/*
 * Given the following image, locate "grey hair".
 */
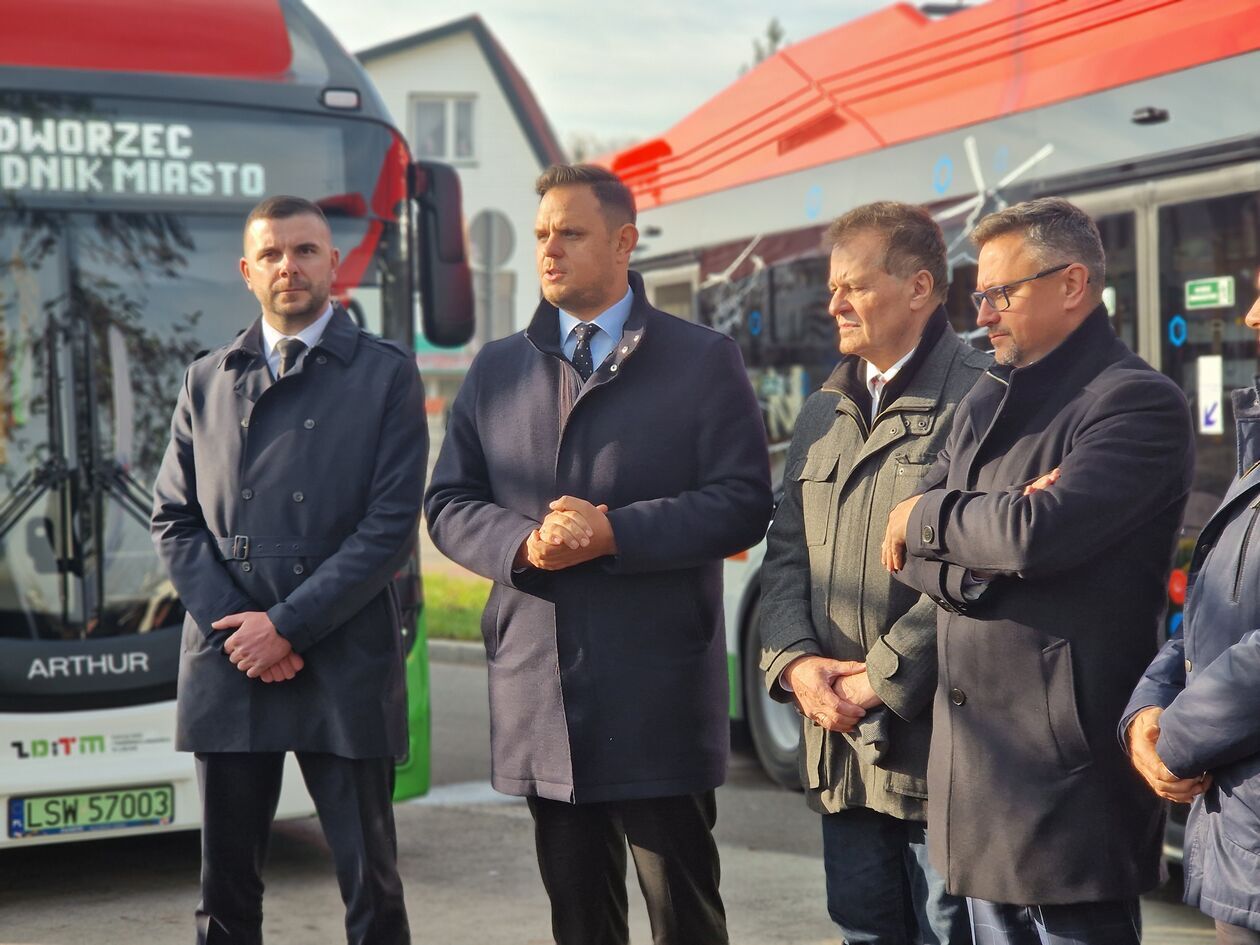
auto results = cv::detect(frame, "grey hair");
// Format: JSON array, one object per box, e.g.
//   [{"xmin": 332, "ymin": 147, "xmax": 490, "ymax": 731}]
[{"xmin": 972, "ymin": 197, "xmax": 1105, "ymax": 293}]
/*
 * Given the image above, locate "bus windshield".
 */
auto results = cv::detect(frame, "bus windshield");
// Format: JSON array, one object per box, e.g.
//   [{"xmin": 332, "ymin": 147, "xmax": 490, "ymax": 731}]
[{"xmin": 0, "ymin": 93, "xmax": 410, "ymax": 644}]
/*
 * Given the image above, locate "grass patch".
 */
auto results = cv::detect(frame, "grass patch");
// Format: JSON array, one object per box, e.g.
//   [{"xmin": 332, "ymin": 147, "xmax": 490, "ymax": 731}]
[{"xmin": 423, "ymin": 572, "xmax": 491, "ymax": 641}]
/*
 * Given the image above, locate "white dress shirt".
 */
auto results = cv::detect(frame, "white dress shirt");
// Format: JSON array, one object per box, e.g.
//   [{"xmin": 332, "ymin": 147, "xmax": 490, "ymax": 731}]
[
  {"xmin": 260, "ymin": 302, "xmax": 335, "ymax": 379},
  {"xmin": 865, "ymin": 345, "xmax": 918, "ymax": 422}
]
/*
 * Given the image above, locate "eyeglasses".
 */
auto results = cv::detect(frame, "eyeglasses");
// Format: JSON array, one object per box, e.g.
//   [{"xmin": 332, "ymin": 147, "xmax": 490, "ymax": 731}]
[{"xmin": 970, "ymin": 263, "xmax": 1072, "ymax": 313}]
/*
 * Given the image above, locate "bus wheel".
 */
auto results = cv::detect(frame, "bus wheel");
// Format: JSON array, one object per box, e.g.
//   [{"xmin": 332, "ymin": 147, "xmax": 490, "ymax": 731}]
[{"xmin": 742, "ymin": 597, "xmax": 802, "ymax": 790}]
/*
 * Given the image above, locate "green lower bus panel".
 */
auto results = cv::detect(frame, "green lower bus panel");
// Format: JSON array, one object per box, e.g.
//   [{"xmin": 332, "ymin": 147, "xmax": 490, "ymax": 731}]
[{"xmin": 392, "ymin": 609, "xmax": 431, "ymax": 802}]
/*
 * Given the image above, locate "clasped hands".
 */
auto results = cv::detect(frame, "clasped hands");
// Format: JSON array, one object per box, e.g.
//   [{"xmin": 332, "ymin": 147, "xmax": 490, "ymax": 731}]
[
  {"xmin": 784, "ymin": 656, "xmax": 884, "ymax": 734},
  {"xmin": 517, "ymin": 495, "xmax": 617, "ymax": 571},
  {"xmin": 1126, "ymin": 706, "xmax": 1212, "ymax": 804},
  {"xmin": 214, "ymin": 610, "xmax": 304, "ymax": 684}
]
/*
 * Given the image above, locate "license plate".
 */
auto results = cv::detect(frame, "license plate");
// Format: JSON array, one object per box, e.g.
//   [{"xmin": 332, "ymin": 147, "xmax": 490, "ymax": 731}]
[{"xmin": 8, "ymin": 784, "xmax": 174, "ymax": 838}]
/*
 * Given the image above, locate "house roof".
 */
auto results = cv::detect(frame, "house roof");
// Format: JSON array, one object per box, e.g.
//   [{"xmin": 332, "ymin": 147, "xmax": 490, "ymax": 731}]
[{"xmin": 358, "ymin": 15, "xmax": 565, "ymax": 169}]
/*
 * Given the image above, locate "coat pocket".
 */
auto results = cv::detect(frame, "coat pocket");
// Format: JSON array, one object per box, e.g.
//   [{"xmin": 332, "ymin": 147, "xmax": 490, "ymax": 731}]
[
  {"xmin": 798, "ymin": 450, "xmax": 840, "ymax": 546},
  {"xmin": 480, "ymin": 585, "xmax": 503, "ymax": 660},
  {"xmin": 1040, "ymin": 639, "xmax": 1093, "ymax": 773},
  {"xmin": 891, "ymin": 459, "xmax": 933, "ymax": 504},
  {"xmin": 886, "ymin": 770, "xmax": 929, "ymax": 799}
]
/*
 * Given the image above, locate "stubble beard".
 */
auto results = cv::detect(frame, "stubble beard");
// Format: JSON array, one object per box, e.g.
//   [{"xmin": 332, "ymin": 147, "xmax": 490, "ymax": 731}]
[
  {"xmin": 267, "ymin": 284, "xmax": 328, "ymax": 330},
  {"xmin": 994, "ymin": 341, "xmax": 1023, "ymax": 367}
]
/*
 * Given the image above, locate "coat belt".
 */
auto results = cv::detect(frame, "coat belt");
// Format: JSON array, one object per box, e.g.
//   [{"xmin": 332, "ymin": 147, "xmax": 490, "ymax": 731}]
[{"xmin": 214, "ymin": 535, "xmax": 340, "ymax": 561}]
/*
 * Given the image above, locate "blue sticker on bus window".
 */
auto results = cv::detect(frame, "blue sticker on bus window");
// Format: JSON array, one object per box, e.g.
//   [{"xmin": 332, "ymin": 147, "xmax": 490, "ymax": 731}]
[
  {"xmin": 749, "ymin": 309, "xmax": 763, "ymax": 336},
  {"xmin": 932, "ymin": 155, "xmax": 953, "ymax": 194},
  {"xmin": 994, "ymin": 144, "xmax": 1010, "ymax": 175},
  {"xmin": 1168, "ymin": 314, "xmax": 1188, "ymax": 347},
  {"xmin": 805, "ymin": 185, "xmax": 823, "ymax": 221}
]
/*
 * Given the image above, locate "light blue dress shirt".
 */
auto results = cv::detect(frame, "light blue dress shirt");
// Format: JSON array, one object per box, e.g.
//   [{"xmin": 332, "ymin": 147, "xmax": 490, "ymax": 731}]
[{"xmin": 558, "ymin": 287, "xmax": 633, "ymax": 376}]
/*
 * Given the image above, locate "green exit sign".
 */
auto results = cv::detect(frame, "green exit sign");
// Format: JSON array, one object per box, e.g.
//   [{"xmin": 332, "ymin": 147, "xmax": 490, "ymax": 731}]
[{"xmin": 1185, "ymin": 276, "xmax": 1236, "ymax": 310}]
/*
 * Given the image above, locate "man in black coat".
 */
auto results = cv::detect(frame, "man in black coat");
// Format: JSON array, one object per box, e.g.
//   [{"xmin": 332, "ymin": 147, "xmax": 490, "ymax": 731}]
[
  {"xmin": 425, "ymin": 164, "xmax": 772, "ymax": 945},
  {"xmin": 882, "ymin": 198, "xmax": 1194, "ymax": 944},
  {"xmin": 152, "ymin": 196, "xmax": 425, "ymax": 945}
]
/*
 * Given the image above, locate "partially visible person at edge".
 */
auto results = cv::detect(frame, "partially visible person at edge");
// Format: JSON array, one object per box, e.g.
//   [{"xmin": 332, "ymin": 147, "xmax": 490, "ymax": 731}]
[
  {"xmin": 151, "ymin": 195, "xmax": 423, "ymax": 945},
  {"xmin": 882, "ymin": 197, "xmax": 1195, "ymax": 945},
  {"xmin": 1122, "ymin": 273, "xmax": 1260, "ymax": 945},
  {"xmin": 759, "ymin": 201, "xmax": 985, "ymax": 945},
  {"xmin": 424, "ymin": 163, "xmax": 772, "ymax": 945}
]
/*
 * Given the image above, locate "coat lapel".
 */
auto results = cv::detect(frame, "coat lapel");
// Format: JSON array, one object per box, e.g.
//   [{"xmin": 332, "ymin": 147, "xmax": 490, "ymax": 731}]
[{"xmin": 219, "ymin": 319, "xmax": 270, "ymax": 403}]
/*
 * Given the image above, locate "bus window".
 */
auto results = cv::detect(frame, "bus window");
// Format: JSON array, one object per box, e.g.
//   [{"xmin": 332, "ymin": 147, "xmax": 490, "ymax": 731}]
[
  {"xmin": 652, "ymin": 281, "xmax": 695, "ymax": 322},
  {"xmin": 1097, "ymin": 212, "xmax": 1138, "ymax": 353},
  {"xmin": 944, "ymin": 261, "xmax": 981, "ymax": 345},
  {"xmin": 1158, "ymin": 191, "xmax": 1260, "ymax": 522}
]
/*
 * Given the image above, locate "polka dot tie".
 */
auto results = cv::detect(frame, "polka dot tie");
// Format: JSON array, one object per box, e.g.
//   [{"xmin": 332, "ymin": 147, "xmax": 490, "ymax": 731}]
[
  {"xmin": 276, "ymin": 338, "xmax": 307, "ymax": 378},
  {"xmin": 571, "ymin": 323, "xmax": 598, "ymax": 382}
]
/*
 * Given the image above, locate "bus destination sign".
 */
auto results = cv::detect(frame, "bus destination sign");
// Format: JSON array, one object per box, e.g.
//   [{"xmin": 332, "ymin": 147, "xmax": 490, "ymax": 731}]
[{"xmin": 0, "ymin": 113, "xmax": 341, "ymax": 202}]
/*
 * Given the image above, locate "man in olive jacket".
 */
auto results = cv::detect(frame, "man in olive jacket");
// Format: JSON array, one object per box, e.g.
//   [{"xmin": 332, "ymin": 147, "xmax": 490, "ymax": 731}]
[
  {"xmin": 884, "ymin": 198, "xmax": 1194, "ymax": 944},
  {"xmin": 760, "ymin": 202, "xmax": 986, "ymax": 945},
  {"xmin": 152, "ymin": 197, "xmax": 424, "ymax": 945},
  {"xmin": 425, "ymin": 164, "xmax": 771, "ymax": 945}
]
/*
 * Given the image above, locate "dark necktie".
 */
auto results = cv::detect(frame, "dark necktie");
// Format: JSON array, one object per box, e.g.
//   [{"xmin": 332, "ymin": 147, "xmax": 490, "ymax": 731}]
[
  {"xmin": 571, "ymin": 323, "xmax": 598, "ymax": 382},
  {"xmin": 276, "ymin": 337, "xmax": 306, "ymax": 378}
]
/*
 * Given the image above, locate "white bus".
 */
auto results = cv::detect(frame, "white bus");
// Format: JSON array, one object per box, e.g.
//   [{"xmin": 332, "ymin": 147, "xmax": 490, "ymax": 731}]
[
  {"xmin": 604, "ymin": 0, "xmax": 1260, "ymax": 840},
  {"xmin": 1, "ymin": 0, "xmax": 473, "ymax": 846}
]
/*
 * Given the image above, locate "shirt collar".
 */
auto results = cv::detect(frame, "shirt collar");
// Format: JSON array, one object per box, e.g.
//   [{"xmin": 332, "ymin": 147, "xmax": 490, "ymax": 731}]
[
  {"xmin": 558, "ymin": 286, "xmax": 634, "ymax": 344},
  {"xmin": 261, "ymin": 302, "xmax": 335, "ymax": 358},
  {"xmin": 865, "ymin": 343, "xmax": 918, "ymax": 396}
]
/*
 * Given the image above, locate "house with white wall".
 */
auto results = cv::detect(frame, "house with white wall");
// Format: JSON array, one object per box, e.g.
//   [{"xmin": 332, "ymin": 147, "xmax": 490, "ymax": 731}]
[{"xmin": 359, "ymin": 16, "xmax": 564, "ymax": 403}]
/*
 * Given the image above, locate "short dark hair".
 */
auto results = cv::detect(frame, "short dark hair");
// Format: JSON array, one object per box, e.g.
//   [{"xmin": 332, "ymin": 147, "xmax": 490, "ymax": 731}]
[
  {"xmin": 535, "ymin": 163, "xmax": 636, "ymax": 227},
  {"xmin": 972, "ymin": 197, "xmax": 1105, "ymax": 292},
  {"xmin": 243, "ymin": 195, "xmax": 329, "ymax": 245},
  {"xmin": 826, "ymin": 201, "xmax": 948, "ymax": 301}
]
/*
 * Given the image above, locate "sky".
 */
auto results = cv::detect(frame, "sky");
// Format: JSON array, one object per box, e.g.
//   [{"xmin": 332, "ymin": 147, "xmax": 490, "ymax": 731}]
[{"xmin": 304, "ymin": 0, "xmax": 903, "ymax": 148}]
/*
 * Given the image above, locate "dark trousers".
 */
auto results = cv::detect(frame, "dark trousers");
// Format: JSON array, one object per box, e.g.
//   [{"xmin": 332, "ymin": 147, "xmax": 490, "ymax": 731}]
[
  {"xmin": 1217, "ymin": 921, "xmax": 1260, "ymax": 944},
  {"xmin": 194, "ymin": 751, "xmax": 409, "ymax": 945},
  {"xmin": 821, "ymin": 807, "xmax": 971, "ymax": 945},
  {"xmin": 967, "ymin": 898, "xmax": 1141, "ymax": 945},
  {"xmin": 526, "ymin": 791, "xmax": 728, "ymax": 945}
]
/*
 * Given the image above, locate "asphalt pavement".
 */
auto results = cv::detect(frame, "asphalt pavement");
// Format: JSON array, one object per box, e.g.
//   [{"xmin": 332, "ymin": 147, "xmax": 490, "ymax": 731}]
[{"xmin": 0, "ymin": 650, "xmax": 1216, "ymax": 944}]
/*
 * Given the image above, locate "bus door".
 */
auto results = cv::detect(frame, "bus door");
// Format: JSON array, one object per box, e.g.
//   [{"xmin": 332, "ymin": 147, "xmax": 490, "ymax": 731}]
[{"xmin": 1073, "ymin": 166, "xmax": 1260, "ymax": 628}]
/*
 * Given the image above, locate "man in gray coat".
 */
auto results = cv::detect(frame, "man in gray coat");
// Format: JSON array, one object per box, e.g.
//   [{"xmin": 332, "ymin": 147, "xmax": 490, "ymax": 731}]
[
  {"xmin": 152, "ymin": 196, "xmax": 425, "ymax": 945},
  {"xmin": 425, "ymin": 164, "xmax": 772, "ymax": 945},
  {"xmin": 760, "ymin": 202, "xmax": 984, "ymax": 945},
  {"xmin": 883, "ymin": 198, "xmax": 1194, "ymax": 944}
]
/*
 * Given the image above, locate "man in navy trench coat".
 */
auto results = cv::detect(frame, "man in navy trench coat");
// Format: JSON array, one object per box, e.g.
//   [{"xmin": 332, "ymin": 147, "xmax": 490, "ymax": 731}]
[
  {"xmin": 425, "ymin": 164, "xmax": 772, "ymax": 945},
  {"xmin": 152, "ymin": 196, "xmax": 425, "ymax": 945}
]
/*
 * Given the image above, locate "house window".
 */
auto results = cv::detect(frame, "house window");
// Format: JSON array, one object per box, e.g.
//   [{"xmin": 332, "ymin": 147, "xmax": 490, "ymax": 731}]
[{"xmin": 410, "ymin": 96, "xmax": 475, "ymax": 161}]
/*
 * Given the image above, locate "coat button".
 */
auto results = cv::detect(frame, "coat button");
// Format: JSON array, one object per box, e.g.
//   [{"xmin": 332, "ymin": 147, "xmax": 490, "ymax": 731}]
[
  {"xmin": 241, "ymin": 488, "xmax": 254, "ymax": 500},
  {"xmin": 240, "ymin": 417, "xmax": 250, "ymax": 428},
  {"xmin": 241, "ymin": 562, "xmax": 253, "ymax": 573},
  {"xmin": 316, "ymin": 355, "xmax": 327, "ymax": 365},
  {"xmin": 950, "ymin": 687, "xmax": 966, "ymax": 706},
  {"xmin": 621, "ymin": 346, "xmax": 629, "ymax": 354},
  {"xmin": 921, "ymin": 524, "xmax": 935, "ymax": 544},
  {"xmin": 610, "ymin": 364, "xmax": 618, "ymax": 372},
  {"xmin": 293, "ymin": 563, "xmax": 305, "ymax": 575},
  {"xmin": 1185, "ymin": 659, "xmax": 1193, "ymax": 673},
  {"xmin": 304, "ymin": 418, "xmax": 316, "ymax": 429},
  {"xmin": 292, "ymin": 491, "xmax": 304, "ymax": 502}
]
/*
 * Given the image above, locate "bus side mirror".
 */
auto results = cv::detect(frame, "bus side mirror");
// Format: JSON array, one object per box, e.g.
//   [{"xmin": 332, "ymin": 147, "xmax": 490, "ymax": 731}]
[{"xmin": 409, "ymin": 160, "xmax": 474, "ymax": 347}]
